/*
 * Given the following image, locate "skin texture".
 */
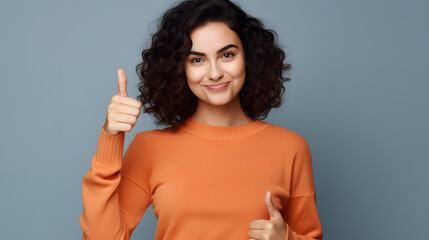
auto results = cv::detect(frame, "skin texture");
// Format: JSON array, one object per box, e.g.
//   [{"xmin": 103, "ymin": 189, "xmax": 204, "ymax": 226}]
[{"xmin": 185, "ymin": 21, "xmax": 254, "ymax": 127}]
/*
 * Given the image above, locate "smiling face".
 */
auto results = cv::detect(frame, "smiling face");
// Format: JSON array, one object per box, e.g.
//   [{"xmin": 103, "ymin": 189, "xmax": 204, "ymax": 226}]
[{"xmin": 185, "ymin": 21, "xmax": 246, "ymax": 106}]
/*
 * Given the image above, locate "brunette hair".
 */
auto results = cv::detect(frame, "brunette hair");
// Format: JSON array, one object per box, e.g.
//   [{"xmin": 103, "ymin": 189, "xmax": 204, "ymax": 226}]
[{"xmin": 135, "ymin": 0, "xmax": 292, "ymax": 128}]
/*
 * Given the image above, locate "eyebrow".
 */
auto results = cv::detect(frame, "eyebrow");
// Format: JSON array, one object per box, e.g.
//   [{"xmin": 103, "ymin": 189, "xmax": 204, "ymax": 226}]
[{"xmin": 189, "ymin": 44, "xmax": 239, "ymax": 57}]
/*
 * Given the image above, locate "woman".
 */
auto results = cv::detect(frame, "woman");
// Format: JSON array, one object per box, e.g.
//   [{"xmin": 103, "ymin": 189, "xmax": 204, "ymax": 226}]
[{"xmin": 79, "ymin": 0, "xmax": 323, "ymax": 239}]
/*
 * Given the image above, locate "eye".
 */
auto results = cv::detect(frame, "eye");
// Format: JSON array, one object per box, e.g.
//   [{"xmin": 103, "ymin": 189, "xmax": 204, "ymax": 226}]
[
  {"xmin": 191, "ymin": 57, "xmax": 203, "ymax": 63},
  {"xmin": 222, "ymin": 52, "xmax": 235, "ymax": 59}
]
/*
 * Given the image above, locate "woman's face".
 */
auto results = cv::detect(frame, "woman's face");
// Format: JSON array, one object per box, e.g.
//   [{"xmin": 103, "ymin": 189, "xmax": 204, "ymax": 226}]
[{"xmin": 185, "ymin": 21, "xmax": 246, "ymax": 106}]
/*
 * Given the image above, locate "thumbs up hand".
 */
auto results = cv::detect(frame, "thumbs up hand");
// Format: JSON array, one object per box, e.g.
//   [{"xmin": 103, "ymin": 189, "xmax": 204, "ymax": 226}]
[
  {"xmin": 248, "ymin": 191, "xmax": 288, "ymax": 240},
  {"xmin": 103, "ymin": 68, "xmax": 142, "ymax": 136}
]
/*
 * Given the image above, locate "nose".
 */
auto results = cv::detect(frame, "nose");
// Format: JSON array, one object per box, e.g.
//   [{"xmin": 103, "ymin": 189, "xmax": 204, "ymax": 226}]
[{"xmin": 207, "ymin": 61, "xmax": 224, "ymax": 81}]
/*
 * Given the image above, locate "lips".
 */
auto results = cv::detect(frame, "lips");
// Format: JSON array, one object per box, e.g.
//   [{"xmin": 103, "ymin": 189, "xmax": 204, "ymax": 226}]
[
  {"xmin": 205, "ymin": 82, "xmax": 229, "ymax": 87},
  {"xmin": 204, "ymin": 81, "xmax": 230, "ymax": 90}
]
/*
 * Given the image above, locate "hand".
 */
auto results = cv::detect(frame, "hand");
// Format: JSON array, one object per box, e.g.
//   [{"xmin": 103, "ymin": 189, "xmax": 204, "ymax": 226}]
[
  {"xmin": 248, "ymin": 190, "xmax": 288, "ymax": 240},
  {"xmin": 103, "ymin": 68, "xmax": 142, "ymax": 135}
]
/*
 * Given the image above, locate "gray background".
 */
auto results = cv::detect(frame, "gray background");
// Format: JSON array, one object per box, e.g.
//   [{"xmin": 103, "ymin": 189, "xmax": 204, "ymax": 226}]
[{"xmin": 1, "ymin": 0, "xmax": 428, "ymax": 239}]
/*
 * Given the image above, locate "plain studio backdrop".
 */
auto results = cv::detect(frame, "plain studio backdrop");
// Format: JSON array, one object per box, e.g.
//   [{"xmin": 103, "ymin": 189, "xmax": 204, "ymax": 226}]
[{"xmin": 0, "ymin": 0, "xmax": 428, "ymax": 239}]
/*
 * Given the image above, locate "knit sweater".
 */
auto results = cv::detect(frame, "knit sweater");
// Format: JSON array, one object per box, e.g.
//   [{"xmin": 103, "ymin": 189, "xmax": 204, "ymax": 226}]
[{"xmin": 79, "ymin": 117, "xmax": 323, "ymax": 240}]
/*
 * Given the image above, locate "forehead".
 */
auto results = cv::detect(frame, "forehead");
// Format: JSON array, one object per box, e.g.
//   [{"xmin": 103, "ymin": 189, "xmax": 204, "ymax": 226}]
[{"xmin": 190, "ymin": 22, "xmax": 241, "ymax": 51}]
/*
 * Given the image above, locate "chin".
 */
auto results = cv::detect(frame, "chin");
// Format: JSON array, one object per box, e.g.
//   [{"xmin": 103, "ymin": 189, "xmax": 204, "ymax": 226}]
[{"xmin": 206, "ymin": 93, "xmax": 239, "ymax": 106}]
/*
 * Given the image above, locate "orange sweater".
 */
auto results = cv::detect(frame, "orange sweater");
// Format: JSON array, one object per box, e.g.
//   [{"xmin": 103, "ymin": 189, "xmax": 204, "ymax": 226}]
[{"xmin": 79, "ymin": 117, "xmax": 323, "ymax": 240}]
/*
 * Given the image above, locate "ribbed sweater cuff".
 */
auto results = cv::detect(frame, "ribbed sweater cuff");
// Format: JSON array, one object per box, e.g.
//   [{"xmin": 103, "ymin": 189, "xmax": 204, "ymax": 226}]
[{"xmin": 92, "ymin": 124, "xmax": 125, "ymax": 168}]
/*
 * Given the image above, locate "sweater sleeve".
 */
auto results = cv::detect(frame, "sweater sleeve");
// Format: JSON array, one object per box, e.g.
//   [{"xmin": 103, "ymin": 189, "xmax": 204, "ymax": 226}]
[
  {"xmin": 283, "ymin": 138, "xmax": 323, "ymax": 240},
  {"xmin": 79, "ymin": 125, "xmax": 152, "ymax": 240}
]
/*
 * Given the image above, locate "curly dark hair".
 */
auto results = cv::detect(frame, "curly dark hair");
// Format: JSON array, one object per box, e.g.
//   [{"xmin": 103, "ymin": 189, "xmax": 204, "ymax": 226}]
[{"xmin": 135, "ymin": 0, "xmax": 292, "ymax": 129}]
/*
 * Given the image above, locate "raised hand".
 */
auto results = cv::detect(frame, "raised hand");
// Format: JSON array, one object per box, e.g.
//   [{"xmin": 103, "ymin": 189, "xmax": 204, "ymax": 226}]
[
  {"xmin": 248, "ymin": 190, "xmax": 288, "ymax": 240},
  {"xmin": 103, "ymin": 68, "xmax": 142, "ymax": 135}
]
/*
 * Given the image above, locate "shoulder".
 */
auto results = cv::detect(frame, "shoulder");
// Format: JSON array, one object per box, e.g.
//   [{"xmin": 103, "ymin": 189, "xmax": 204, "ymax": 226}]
[
  {"xmin": 133, "ymin": 128, "xmax": 165, "ymax": 141},
  {"xmin": 263, "ymin": 122, "xmax": 309, "ymax": 149},
  {"xmin": 132, "ymin": 125, "xmax": 181, "ymax": 144}
]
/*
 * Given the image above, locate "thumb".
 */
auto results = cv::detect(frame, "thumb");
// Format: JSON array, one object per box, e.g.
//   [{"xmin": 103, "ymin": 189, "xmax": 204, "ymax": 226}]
[
  {"xmin": 117, "ymin": 68, "xmax": 128, "ymax": 97},
  {"xmin": 265, "ymin": 190, "xmax": 281, "ymax": 220}
]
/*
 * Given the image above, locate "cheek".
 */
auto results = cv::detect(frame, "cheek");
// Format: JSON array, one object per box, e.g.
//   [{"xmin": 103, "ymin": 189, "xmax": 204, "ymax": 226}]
[
  {"xmin": 185, "ymin": 67, "xmax": 202, "ymax": 94},
  {"xmin": 225, "ymin": 58, "xmax": 246, "ymax": 78},
  {"xmin": 185, "ymin": 65, "xmax": 205, "ymax": 83}
]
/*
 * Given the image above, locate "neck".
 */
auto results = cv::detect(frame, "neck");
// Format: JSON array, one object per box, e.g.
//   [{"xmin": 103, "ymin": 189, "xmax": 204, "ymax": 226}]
[{"xmin": 191, "ymin": 95, "xmax": 253, "ymax": 127}]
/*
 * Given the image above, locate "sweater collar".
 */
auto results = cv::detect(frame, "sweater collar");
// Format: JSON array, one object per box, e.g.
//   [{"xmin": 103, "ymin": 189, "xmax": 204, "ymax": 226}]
[{"xmin": 179, "ymin": 117, "xmax": 269, "ymax": 141}]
